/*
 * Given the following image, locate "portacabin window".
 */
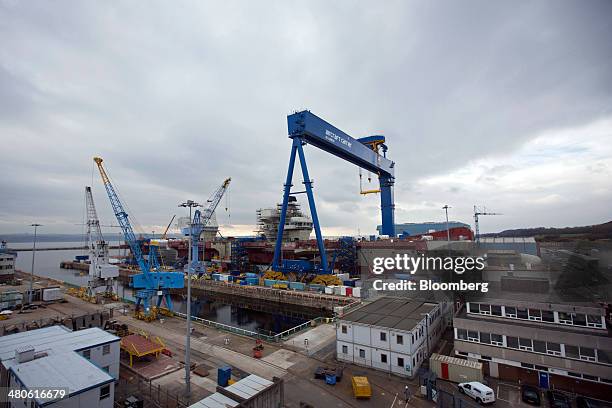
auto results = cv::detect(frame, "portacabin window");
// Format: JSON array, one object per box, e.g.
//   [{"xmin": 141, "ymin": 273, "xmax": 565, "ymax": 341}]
[
  {"xmin": 380, "ymin": 332, "xmax": 387, "ymax": 341},
  {"xmin": 341, "ymin": 325, "xmax": 347, "ymax": 334},
  {"xmin": 397, "ymin": 357, "xmax": 404, "ymax": 367},
  {"xmin": 342, "ymin": 345, "xmax": 348, "ymax": 354},
  {"xmin": 359, "ymin": 349, "xmax": 365, "ymax": 358},
  {"xmin": 103, "ymin": 344, "xmax": 111, "ymax": 355},
  {"xmin": 100, "ymin": 385, "xmax": 110, "ymax": 400},
  {"xmin": 396, "ymin": 334, "xmax": 404, "ymax": 345},
  {"xmin": 381, "ymin": 353, "xmax": 387, "ymax": 363}
]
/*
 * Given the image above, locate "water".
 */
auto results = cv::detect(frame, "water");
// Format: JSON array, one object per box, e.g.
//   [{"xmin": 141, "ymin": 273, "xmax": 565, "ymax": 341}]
[{"xmin": 8, "ymin": 239, "xmax": 307, "ymax": 335}]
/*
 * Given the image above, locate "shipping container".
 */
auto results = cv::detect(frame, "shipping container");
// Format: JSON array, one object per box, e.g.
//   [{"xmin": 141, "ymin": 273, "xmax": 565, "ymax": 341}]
[
  {"xmin": 324, "ymin": 286, "xmax": 334, "ymax": 295},
  {"xmin": 429, "ymin": 353, "xmax": 483, "ymax": 383},
  {"xmin": 42, "ymin": 287, "xmax": 62, "ymax": 302},
  {"xmin": 352, "ymin": 287, "xmax": 361, "ymax": 298}
]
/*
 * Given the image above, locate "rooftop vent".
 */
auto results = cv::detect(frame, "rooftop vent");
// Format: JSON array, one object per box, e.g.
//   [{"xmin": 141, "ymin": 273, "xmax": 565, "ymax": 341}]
[{"xmin": 15, "ymin": 345, "xmax": 35, "ymax": 363}]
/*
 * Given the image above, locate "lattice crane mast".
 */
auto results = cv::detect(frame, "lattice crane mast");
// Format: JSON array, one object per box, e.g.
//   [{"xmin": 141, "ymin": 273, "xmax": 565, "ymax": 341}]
[
  {"xmin": 94, "ymin": 157, "xmax": 184, "ymax": 318},
  {"xmin": 85, "ymin": 186, "xmax": 119, "ymax": 297},
  {"xmin": 189, "ymin": 178, "xmax": 231, "ymax": 275}
]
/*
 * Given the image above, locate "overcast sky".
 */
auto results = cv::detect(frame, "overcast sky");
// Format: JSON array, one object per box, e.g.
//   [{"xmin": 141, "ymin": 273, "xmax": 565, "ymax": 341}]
[{"xmin": 1, "ymin": 1, "xmax": 611, "ymax": 237}]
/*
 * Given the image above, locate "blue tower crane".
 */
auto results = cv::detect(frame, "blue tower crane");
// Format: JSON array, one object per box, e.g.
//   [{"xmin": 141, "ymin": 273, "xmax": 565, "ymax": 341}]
[
  {"xmin": 188, "ymin": 178, "xmax": 231, "ymax": 275},
  {"xmin": 94, "ymin": 157, "xmax": 184, "ymax": 319},
  {"xmin": 272, "ymin": 111, "xmax": 395, "ymax": 276}
]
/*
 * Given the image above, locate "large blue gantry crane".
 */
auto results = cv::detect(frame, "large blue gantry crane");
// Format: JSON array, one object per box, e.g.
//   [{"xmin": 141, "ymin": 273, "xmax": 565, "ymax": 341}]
[
  {"xmin": 271, "ymin": 111, "xmax": 395, "ymax": 277},
  {"xmin": 189, "ymin": 178, "xmax": 231, "ymax": 275},
  {"xmin": 94, "ymin": 157, "xmax": 184, "ymax": 319}
]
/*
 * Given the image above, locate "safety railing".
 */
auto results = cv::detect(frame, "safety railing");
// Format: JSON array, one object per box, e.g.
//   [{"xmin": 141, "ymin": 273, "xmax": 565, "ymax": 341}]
[{"xmin": 173, "ymin": 312, "xmax": 333, "ymax": 343}]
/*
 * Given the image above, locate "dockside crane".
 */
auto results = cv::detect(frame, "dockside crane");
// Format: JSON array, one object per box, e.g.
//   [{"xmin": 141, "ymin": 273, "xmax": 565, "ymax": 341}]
[
  {"xmin": 271, "ymin": 111, "xmax": 395, "ymax": 284},
  {"xmin": 94, "ymin": 157, "xmax": 184, "ymax": 320},
  {"xmin": 85, "ymin": 186, "xmax": 119, "ymax": 298},
  {"xmin": 473, "ymin": 205, "xmax": 501, "ymax": 243},
  {"xmin": 188, "ymin": 178, "xmax": 231, "ymax": 275}
]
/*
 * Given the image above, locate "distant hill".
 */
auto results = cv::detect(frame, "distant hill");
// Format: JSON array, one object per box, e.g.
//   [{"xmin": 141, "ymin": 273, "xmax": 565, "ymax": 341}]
[{"xmin": 482, "ymin": 221, "xmax": 612, "ymax": 241}]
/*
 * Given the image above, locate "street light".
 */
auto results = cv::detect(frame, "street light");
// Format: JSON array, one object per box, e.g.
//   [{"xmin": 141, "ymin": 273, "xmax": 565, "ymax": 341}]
[
  {"xmin": 29, "ymin": 223, "xmax": 42, "ymax": 303},
  {"xmin": 178, "ymin": 200, "xmax": 201, "ymax": 398},
  {"xmin": 442, "ymin": 205, "xmax": 451, "ymax": 247}
]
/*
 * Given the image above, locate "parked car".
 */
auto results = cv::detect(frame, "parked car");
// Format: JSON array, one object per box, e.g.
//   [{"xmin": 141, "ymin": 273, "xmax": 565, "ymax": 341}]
[
  {"xmin": 546, "ymin": 390, "xmax": 571, "ymax": 408},
  {"xmin": 458, "ymin": 381, "xmax": 496, "ymax": 405},
  {"xmin": 521, "ymin": 385, "xmax": 541, "ymax": 406},
  {"xmin": 576, "ymin": 396, "xmax": 612, "ymax": 408}
]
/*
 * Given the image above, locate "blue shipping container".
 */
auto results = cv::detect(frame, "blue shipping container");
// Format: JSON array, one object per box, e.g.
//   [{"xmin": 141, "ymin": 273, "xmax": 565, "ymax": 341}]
[{"xmin": 218, "ymin": 366, "xmax": 231, "ymax": 387}]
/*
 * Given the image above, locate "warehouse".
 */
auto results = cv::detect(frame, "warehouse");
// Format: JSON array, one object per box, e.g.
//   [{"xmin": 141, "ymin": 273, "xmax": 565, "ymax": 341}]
[{"xmin": 336, "ymin": 297, "xmax": 451, "ymax": 378}]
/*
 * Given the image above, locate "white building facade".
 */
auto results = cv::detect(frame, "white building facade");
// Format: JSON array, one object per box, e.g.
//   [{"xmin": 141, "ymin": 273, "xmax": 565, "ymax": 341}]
[{"xmin": 336, "ymin": 297, "xmax": 450, "ymax": 378}]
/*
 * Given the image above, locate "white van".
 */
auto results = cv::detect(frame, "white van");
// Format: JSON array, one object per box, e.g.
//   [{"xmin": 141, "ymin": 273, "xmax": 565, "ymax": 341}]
[{"xmin": 458, "ymin": 381, "xmax": 496, "ymax": 405}]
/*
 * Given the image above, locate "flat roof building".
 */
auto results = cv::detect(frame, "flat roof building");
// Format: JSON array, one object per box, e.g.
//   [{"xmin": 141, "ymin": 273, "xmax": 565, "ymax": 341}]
[
  {"xmin": 336, "ymin": 297, "xmax": 451, "ymax": 378},
  {"xmin": 453, "ymin": 298, "xmax": 612, "ymax": 400},
  {"xmin": 0, "ymin": 326, "xmax": 120, "ymax": 408}
]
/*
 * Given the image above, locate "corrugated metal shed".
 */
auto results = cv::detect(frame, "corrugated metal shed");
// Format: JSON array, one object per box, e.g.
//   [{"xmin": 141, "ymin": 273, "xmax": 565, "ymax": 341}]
[
  {"xmin": 188, "ymin": 392, "xmax": 239, "ymax": 408},
  {"xmin": 224, "ymin": 374, "xmax": 273, "ymax": 399},
  {"xmin": 9, "ymin": 351, "xmax": 114, "ymax": 404}
]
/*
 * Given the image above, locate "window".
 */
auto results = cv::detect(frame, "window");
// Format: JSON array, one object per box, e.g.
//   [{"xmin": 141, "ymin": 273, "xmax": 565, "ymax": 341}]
[
  {"xmin": 598, "ymin": 349, "xmax": 612, "ymax": 364},
  {"xmin": 457, "ymin": 351, "xmax": 468, "ymax": 356},
  {"xmin": 456, "ymin": 329, "xmax": 467, "ymax": 340},
  {"xmin": 559, "ymin": 312, "xmax": 572, "ymax": 324},
  {"xmin": 380, "ymin": 332, "xmax": 387, "ymax": 341},
  {"xmin": 396, "ymin": 335, "xmax": 403, "ymax": 345},
  {"xmin": 342, "ymin": 345, "xmax": 348, "ymax": 354},
  {"xmin": 480, "ymin": 356, "xmax": 492, "ymax": 361},
  {"xmin": 480, "ymin": 332, "xmax": 491, "ymax": 344},
  {"xmin": 587, "ymin": 315, "xmax": 603, "ymax": 328},
  {"xmin": 534, "ymin": 365, "xmax": 548, "ymax": 371},
  {"xmin": 533, "ymin": 340, "xmax": 546, "ymax": 353},
  {"xmin": 583, "ymin": 374, "xmax": 598, "ymax": 381},
  {"xmin": 519, "ymin": 338, "xmax": 533, "ymax": 351},
  {"xmin": 359, "ymin": 349, "xmax": 365, "ymax": 358},
  {"xmin": 573, "ymin": 314, "xmax": 587, "ymax": 326},
  {"xmin": 507, "ymin": 336, "xmax": 519, "ymax": 349},
  {"xmin": 546, "ymin": 342, "xmax": 561, "ymax": 356},
  {"xmin": 565, "ymin": 345, "xmax": 579, "ymax": 359},
  {"xmin": 517, "ymin": 308, "xmax": 528, "ymax": 319},
  {"xmin": 491, "ymin": 305, "xmax": 502, "ymax": 316},
  {"xmin": 568, "ymin": 372, "xmax": 581, "ymax": 378},
  {"xmin": 579, "ymin": 347, "xmax": 596, "ymax": 362},
  {"xmin": 505, "ymin": 306, "xmax": 517, "ymax": 318},
  {"xmin": 100, "ymin": 385, "xmax": 110, "ymax": 400},
  {"xmin": 479, "ymin": 304, "xmax": 491, "ymax": 315},
  {"xmin": 467, "ymin": 331, "xmax": 479, "ymax": 342},
  {"xmin": 528, "ymin": 309, "xmax": 542, "ymax": 321},
  {"xmin": 381, "ymin": 353, "xmax": 387, "ymax": 363},
  {"xmin": 469, "ymin": 303, "xmax": 479, "ymax": 313},
  {"xmin": 103, "ymin": 344, "xmax": 111, "ymax": 355},
  {"xmin": 542, "ymin": 310, "xmax": 555, "ymax": 322},
  {"xmin": 102, "ymin": 366, "xmax": 109, "ymax": 372},
  {"xmin": 83, "ymin": 349, "xmax": 91, "ymax": 359},
  {"xmin": 397, "ymin": 357, "xmax": 404, "ymax": 367},
  {"xmin": 341, "ymin": 325, "xmax": 347, "ymax": 334},
  {"xmin": 521, "ymin": 362, "xmax": 534, "ymax": 369},
  {"xmin": 491, "ymin": 334, "xmax": 503, "ymax": 346}
]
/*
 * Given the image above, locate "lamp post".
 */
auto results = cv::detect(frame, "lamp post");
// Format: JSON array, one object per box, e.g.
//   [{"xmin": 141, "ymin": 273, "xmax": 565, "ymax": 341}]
[
  {"xmin": 442, "ymin": 205, "xmax": 451, "ymax": 246},
  {"xmin": 178, "ymin": 200, "xmax": 201, "ymax": 398},
  {"xmin": 29, "ymin": 223, "xmax": 42, "ymax": 303}
]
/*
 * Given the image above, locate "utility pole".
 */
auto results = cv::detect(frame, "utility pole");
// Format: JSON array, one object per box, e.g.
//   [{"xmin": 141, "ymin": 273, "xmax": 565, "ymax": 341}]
[
  {"xmin": 178, "ymin": 200, "xmax": 201, "ymax": 399},
  {"xmin": 29, "ymin": 223, "xmax": 42, "ymax": 303},
  {"xmin": 442, "ymin": 205, "xmax": 451, "ymax": 245}
]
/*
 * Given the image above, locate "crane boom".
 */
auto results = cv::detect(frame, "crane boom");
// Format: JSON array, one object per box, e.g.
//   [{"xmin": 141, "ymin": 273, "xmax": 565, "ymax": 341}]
[
  {"xmin": 190, "ymin": 178, "xmax": 231, "ymax": 273},
  {"xmin": 94, "ymin": 157, "xmax": 183, "ymax": 318},
  {"xmin": 94, "ymin": 157, "xmax": 151, "ymax": 283},
  {"xmin": 85, "ymin": 186, "xmax": 104, "ymax": 245}
]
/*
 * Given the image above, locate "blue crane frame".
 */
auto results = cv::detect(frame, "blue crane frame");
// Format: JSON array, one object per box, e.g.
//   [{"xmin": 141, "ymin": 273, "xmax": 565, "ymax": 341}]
[
  {"xmin": 94, "ymin": 157, "xmax": 184, "ymax": 315},
  {"xmin": 272, "ymin": 111, "xmax": 395, "ymax": 275}
]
